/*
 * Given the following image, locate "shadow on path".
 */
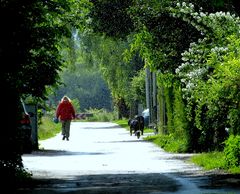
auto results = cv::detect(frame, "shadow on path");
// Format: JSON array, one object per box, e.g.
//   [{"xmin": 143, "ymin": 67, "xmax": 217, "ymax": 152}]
[
  {"xmin": 17, "ymin": 173, "xmax": 181, "ymax": 194},
  {"xmin": 24, "ymin": 149, "xmax": 112, "ymax": 157},
  {"xmin": 16, "ymin": 172, "xmax": 240, "ymax": 194}
]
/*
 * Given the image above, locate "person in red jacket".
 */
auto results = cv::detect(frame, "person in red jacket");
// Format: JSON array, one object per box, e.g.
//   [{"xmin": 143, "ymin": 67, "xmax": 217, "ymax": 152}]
[{"xmin": 56, "ymin": 96, "xmax": 76, "ymax": 141}]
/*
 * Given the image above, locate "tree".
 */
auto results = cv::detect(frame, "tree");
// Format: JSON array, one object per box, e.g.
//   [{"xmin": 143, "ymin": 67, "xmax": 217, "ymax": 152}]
[
  {"xmin": 89, "ymin": 0, "xmax": 134, "ymax": 39},
  {"xmin": 71, "ymin": 31, "xmax": 145, "ymax": 118},
  {"xmin": 88, "ymin": 0, "xmax": 240, "ymax": 152},
  {"xmin": 49, "ymin": 66, "xmax": 113, "ymax": 112},
  {"xmin": 0, "ymin": 0, "xmax": 91, "ymax": 186}
]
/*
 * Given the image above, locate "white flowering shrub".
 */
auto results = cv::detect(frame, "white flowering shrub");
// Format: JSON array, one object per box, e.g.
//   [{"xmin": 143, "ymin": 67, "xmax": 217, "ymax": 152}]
[
  {"xmin": 201, "ymin": 35, "xmax": 240, "ymax": 134},
  {"xmin": 170, "ymin": 2, "xmax": 240, "ymax": 98},
  {"xmin": 126, "ymin": 1, "xmax": 240, "ymax": 152},
  {"xmin": 169, "ymin": 2, "xmax": 240, "ymax": 150}
]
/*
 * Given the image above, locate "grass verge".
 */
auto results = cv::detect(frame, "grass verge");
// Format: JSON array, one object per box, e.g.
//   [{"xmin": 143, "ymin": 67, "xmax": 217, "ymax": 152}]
[
  {"xmin": 38, "ymin": 116, "xmax": 61, "ymax": 140},
  {"xmin": 190, "ymin": 152, "xmax": 225, "ymax": 170},
  {"xmin": 115, "ymin": 119, "xmax": 129, "ymax": 129},
  {"xmin": 190, "ymin": 152, "xmax": 240, "ymax": 174},
  {"xmin": 143, "ymin": 134, "xmax": 188, "ymax": 153}
]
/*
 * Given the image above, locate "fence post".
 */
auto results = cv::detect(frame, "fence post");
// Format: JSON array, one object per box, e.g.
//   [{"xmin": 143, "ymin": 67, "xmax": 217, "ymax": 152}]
[{"xmin": 26, "ymin": 103, "xmax": 38, "ymax": 150}]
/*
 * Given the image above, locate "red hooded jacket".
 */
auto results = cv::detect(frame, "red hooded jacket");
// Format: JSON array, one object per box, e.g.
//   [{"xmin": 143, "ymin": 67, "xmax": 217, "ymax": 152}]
[{"xmin": 56, "ymin": 101, "xmax": 75, "ymax": 121}]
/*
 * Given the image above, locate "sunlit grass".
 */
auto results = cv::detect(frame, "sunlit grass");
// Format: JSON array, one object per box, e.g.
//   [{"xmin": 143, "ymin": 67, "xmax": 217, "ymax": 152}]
[
  {"xmin": 38, "ymin": 116, "xmax": 61, "ymax": 140},
  {"xmin": 115, "ymin": 119, "xmax": 129, "ymax": 129},
  {"xmin": 144, "ymin": 134, "xmax": 188, "ymax": 153},
  {"xmin": 85, "ymin": 108, "xmax": 118, "ymax": 122},
  {"xmin": 144, "ymin": 128, "xmax": 155, "ymax": 133},
  {"xmin": 191, "ymin": 152, "xmax": 225, "ymax": 170},
  {"xmin": 145, "ymin": 134, "xmax": 240, "ymax": 173},
  {"xmin": 190, "ymin": 152, "xmax": 240, "ymax": 174},
  {"xmin": 228, "ymin": 167, "xmax": 240, "ymax": 174}
]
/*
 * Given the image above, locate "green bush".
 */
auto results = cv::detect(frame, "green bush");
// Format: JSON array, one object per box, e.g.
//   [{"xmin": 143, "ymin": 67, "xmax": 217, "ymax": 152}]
[
  {"xmin": 224, "ymin": 135, "xmax": 240, "ymax": 168},
  {"xmin": 38, "ymin": 116, "xmax": 61, "ymax": 140},
  {"xmin": 85, "ymin": 108, "xmax": 118, "ymax": 122}
]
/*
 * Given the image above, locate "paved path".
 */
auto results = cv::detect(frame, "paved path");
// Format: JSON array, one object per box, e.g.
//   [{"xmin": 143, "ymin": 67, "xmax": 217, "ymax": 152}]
[{"xmin": 19, "ymin": 122, "xmax": 240, "ymax": 194}]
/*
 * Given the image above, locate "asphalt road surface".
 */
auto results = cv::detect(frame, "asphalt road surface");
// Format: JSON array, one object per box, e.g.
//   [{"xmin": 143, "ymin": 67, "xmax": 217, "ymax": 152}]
[{"xmin": 18, "ymin": 122, "xmax": 240, "ymax": 194}]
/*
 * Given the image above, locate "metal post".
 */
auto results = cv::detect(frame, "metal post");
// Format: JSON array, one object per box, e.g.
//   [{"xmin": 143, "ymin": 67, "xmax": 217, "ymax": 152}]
[
  {"xmin": 26, "ymin": 104, "xmax": 38, "ymax": 150},
  {"xmin": 145, "ymin": 67, "xmax": 150, "ymax": 109}
]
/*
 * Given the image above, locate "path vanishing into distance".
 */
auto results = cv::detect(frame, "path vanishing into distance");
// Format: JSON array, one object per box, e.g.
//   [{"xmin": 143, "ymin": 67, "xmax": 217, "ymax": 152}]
[{"xmin": 18, "ymin": 122, "xmax": 240, "ymax": 194}]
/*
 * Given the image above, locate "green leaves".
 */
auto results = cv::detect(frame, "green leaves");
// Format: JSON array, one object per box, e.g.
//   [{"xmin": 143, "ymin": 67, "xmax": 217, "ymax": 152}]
[
  {"xmin": 224, "ymin": 135, "xmax": 240, "ymax": 168},
  {"xmin": 88, "ymin": 0, "xmax": 134, "ymax": 39},
  {"xmin": 1, "ymin": 0, "xmax": 92, "ymax": 98}
]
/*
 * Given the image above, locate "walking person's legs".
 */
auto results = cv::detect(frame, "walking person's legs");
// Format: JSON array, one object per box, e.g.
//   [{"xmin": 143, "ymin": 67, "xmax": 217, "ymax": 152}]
[
  {"xmin": 64, "ymin": 120, "xmax": 71, "ymax": 140},
  {"xmin": 61, "ymin": 121, "xmax": 67, "ymax": 140},
  {"xmin": 61, "ymin": 120, "xmax": 71, "ymax": 140}
]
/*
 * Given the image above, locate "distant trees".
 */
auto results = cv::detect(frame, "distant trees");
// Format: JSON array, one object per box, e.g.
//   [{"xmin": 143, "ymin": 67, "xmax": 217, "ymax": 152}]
[
  {"xmin": 48, "ymin": 66, "xmax": 113, "ymax": 112},
  {"xmin": 62, "ymin": 31, "xmax": 146, "ymax": 118},
  {"xmin": 87, "ymin": 1, "xmax": 146, "ymax": 117}
]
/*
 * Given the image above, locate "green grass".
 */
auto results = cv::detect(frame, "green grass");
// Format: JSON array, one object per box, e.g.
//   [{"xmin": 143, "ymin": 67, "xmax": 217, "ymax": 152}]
[
  {"xmin": 144, "ymin": 128, "xmax": 155, "ymax": 133},
  {"xmin": 38, "ymin": 116, "xmax": 61, "ymax": 140},
  {"xmin": 144, "ymin": 134, "xmax": 188, "ymax": 153},
  {"xmin": 190, "ymin": 152, "xmax": 225, "ymax": 170},
  {"xmin": 84, "ymin": 108, "xmax": 118, "ymax": 122},
  {"xmin": 144, "ymin": 134, "xmax": 240, "ymax": 173},
  {"xmin": 190, "ymin": 151, "xmax": 240, "ymax": 174},
  {"xmin": 115, "ymin": 119, "xmax": 129, "ymax": 129}
]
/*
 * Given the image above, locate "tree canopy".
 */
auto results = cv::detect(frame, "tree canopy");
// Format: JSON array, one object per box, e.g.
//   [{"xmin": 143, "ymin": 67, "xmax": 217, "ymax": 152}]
[
  {"xmin": 0, "ymin": 0, "xmax": 91, "ymax": 186},
  {"xmin": 3, "ymin": 0, "xmax": 240, "ymax": 185},
  {"xmin": 1, "ymin": 0, "xmax": 91, "ymax": 98},
  {"xmin": 87, "ymin": 0, "xmax": 240, "ymax": 153}
]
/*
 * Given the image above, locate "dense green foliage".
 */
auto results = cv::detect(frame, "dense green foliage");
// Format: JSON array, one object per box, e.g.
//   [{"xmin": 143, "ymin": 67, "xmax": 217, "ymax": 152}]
[
  {"xmin": 69, "ymin": 32, "xmax": 146, "ymax": 118},
  {"xmin": 0, "ymin": 0, "xmax": 91, "ymax": 186},
  {"xmin": 3, "ymin": 0, "xmax": 240, "ymax": 184},
  {"xmin": 48, "ymin": 66, "xmax": 113, "ymax": 112},
  {"xmin": 38, "ymin": 116, "xmax": 61, "ymax": 141},
  {"xmin": 224, "ymin": 135, "xmax": 240, "ymax": 169},
  {"xmin": 89, "ymin": 0, "xmax": 134, "ymax": 39},
  {"xmin": 46, "ymin": 31, "xmax": 114, "ymax": 112},
  {"xmin": 171, "ymin": 3, "xmax": 240, "ymax": 152},
  {"xmin": 86, "ymin": 108, "xmax": 118, "ymax": 122},
  {"xmin": 113, "ymin": 1, "xmax": 240, "ymax": 154},
  {"xmin": 88, "ymin": 0, "xmax": 240, "ymax": 172}
]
